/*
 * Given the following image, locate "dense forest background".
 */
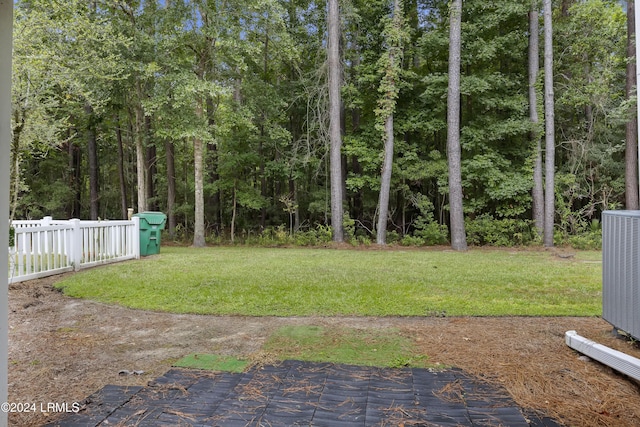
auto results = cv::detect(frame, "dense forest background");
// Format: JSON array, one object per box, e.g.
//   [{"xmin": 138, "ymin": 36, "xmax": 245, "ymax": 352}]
[{"xmin": 10, "ymin": 0, "xmax": 634, "ymax": 248}]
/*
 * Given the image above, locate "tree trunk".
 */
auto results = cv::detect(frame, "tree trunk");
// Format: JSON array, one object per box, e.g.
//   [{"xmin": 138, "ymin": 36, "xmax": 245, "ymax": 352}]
[
  {"xmin": 115, "ymin": 120, "xmax": 128, "ymax": 220},
  {"xmin": 165, "ymin": 140, "xmax": 176, "ymax": 238},
  {"xmin": 145, "ymin": 116, "xmax": 157, "ymax": 211},
  {"xmin": 530, "ymin": 1, "xmax": 544, "ymax": 235},
  {"xmin": 328, "ymin": 0, "xmax": 344, "ymax": 242},
  {"xmin": 377, "ymin": 113, "xmax": 394, "ymax": 244},
  {"xmin": 206, "ymin": 96, "xmax": 221, "ymax": 234},
  {"xmin": 231, "ymin": 184, "xmax": 237, "ymax": 243},
  {"xmin": 376, "ymin": 0, "xmax": 402, "ymax": 245},
  {"xmin": 193, "ymin": 104, "xmax": 206, "ymax": 247},
  {"xmin": 68, "ymin": 130, "xmax": 82, "ymax": 218},
  {"xmin": 446, "ymin": 0, "xmax": 467, "ymax": 251},
  {"xmin": 543, "ymin": 0, "xmax": 555, "ymax": 247},
  {"xmin": 10, "ymin": 108, "xmax": 25, "ymax": 221},
  {"xmin": 626, "ymin": 0, "xmax": 639, "ymax": 210},
  {"xmin": 134, "ymin": 98, "xmax": 147, "ymax": 214},
  {"xmin": 85, "ymin": 103, "xmax": 99, "ymax": 220}
]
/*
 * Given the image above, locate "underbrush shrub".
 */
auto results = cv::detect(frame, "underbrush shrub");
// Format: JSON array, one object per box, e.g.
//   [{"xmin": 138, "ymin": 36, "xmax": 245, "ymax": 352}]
[
  {"xmin": 342, "ymin": 213, "xmax": 356, "ymax": 241},
  {"xmin": 293, "ymin": 224, "xmax": 334, "ymax": 246},
  {"xmin": 555, "ymin": 219, "xmax": 602, "ymax": 250},
  {"xmin": 410, "ymin": 194, "xmax": 449, "ymax": 245},
  {"xmin": 355, "ymin": 234, "xmax": 372, "ymax": 246},
  {"xmin": 465, "ymin": 216, "xmax": 536, "ymax": 246},
  {"xmin": 566, "ymin": 231, "xmax": 602, "ymax": 250},
  {"xmin": 243, "ymin": 225, "xmax": 292, "ymax": 246},
  {"xmin": 385, "ymin": 231, "xmax": 400, "ymax": 244},
  {"xmin": 400, "ymin": 235, "xmax": 425, "ymax": 246},
  {"xmin": 414, "ymin": 222, "xmax": 449, "ymax": 245}
]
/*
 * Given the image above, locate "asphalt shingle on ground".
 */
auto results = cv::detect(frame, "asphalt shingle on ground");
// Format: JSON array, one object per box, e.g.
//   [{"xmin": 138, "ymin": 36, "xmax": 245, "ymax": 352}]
[{"xmin": 47, "ymin": 360, "xmax": 560, "ymax": 427}]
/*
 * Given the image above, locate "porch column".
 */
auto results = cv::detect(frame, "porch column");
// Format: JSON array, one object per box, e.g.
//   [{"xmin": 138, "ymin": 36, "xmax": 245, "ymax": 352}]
[{"xmin": 0, "ymin": 1, "xmax": 14, "ymax": 426}]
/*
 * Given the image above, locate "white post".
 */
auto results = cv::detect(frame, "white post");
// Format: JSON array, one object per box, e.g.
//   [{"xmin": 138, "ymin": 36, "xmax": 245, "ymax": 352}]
[
  {"xmin": 71, "ymin": 219, "xmax": 83, "ymax": 271},
  {"xmin": 0, "ymin": 1, "xmax": 13, "ymax": 425},
  {"xmin": 131, "ymin": 216, "xmax": 140, "ymax": 259}
]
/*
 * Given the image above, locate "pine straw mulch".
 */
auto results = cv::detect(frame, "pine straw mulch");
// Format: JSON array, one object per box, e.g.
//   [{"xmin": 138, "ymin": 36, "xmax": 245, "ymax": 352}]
[{"xmin": 7, "ymin": 275, "xmax": 640, "ymax": 427}]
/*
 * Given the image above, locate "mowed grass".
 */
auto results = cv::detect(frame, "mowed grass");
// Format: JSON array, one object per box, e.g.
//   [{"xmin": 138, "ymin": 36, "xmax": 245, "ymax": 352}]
[
  {"xmin": 263, "ymin": 325, "xmax": 433, "ymax": 368},
  {"xmin": 53, "ymin": 246, "xmax": 602, "ymax": 316}
]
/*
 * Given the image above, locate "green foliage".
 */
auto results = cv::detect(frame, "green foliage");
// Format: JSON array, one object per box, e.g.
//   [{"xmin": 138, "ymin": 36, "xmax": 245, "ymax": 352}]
[
  {"xmin": 566, "ymin": 229, "xmax": 602, "ymax": 250},
  {"xmin": 11, "ymin": 0, "xmax": 630, "ymax": 249},
  {"xmin": 465, "ymin": 215, "xmax": 536, "ymax": 246},
  {"xmin": 342, "ymin": 212, "xmax": 356, "ymax": 242},
  {"xmin": 242, "ymin": 224, "xmax": 335, "ymax": 247},
  {"xmin": 554, "ymin": 0, "xmax": 627, "ymax": 220},
  {"xmin": 410, "ymin": 194, "xmax": 449, "ymax": 245}
]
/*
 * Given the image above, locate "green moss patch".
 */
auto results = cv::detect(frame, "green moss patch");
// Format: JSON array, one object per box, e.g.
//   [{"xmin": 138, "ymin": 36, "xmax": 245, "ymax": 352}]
[{"xmin": 263, "ymin": 325, "xmax": 434, "ymax": 369}]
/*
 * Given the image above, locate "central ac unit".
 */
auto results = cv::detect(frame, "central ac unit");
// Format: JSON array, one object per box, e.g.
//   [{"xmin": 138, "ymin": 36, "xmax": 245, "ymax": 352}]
[{"xmin": 602, "ymin": 210, "xmax": 640, "ymax": 340}]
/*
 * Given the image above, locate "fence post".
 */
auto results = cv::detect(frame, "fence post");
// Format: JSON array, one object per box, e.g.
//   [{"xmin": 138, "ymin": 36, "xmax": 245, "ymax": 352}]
[
  {"xmin": 131, "ymin": 216, "xmax": 140, "ymax": 259},
  {"xmin": 71, "ymin": 219, "xmax": 82, "ymax": 271},
  {"xmin": 43, "ymin": 216, "xmax": 52, "ymax": 261}
]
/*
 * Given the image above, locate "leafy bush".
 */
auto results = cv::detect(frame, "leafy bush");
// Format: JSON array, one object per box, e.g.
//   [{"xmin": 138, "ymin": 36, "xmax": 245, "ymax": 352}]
[
  {"xmin": 355, "ymin": 235, "xmax": 372, "ymax": 246},
  {"xmin": 342, "ymin": 212, "xmax": 356, "ymax": 242},
  {"xmin": 555, "ymin": 219, "xmax": 602, "ymax": 250},
  {"xmin": 386, "ymin": 231, "xmax": 400, "ymax": 244},
  {"xmin": 291, "ymin": 224, "xmax": 334, "ymax": 246},
  {"xmin": 414, "ymin": 222, "xmax": 449, "ymax": 245},
  {"xmin": 9, "ymin": 226, "xmax": 14, "ymax": 247},
  {"xmin": 400, "ymin": 235, "xmax": 425, "ymax": 246},
  {"xmin": 245, "ymin": 225, "xmax": 292, "ymax": 246},
  {"xmin": 566, "ymin": 231, "xmax": 602, "ymax": 250},
  {"xmin": 465, "ymin": 216, "xmax": 536, "ymax": 246},
  {"xmin": 410, "ymin": 193, "xmax": 449, "ymax": 245}
]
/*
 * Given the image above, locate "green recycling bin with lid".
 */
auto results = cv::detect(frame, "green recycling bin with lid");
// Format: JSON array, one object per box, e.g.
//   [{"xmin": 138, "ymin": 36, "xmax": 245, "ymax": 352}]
[{"xmin": 133, "ymin": 211, "xmax": 167, "ymax": 256}]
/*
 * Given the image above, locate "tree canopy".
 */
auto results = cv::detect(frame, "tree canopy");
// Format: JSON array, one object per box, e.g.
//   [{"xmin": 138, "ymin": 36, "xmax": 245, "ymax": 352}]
[{"xmin": 10, "ymin": 0, "xmax": 632, "ymax": 248}]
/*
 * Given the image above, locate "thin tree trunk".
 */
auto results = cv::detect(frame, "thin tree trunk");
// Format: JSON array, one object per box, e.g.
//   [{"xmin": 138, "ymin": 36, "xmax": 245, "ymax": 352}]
[
  {"xmin": 377, "ymin": 113, "xmax": 395, "ymax": 244},
  {"xmin": 260, "ymin": 27, "xmax": 269, "ymax": 229},
  {"xmin": 447, "ymin": 0, "xmax": 467, "ymax": 251},
  {"xmin": 328, "ymin": 0, "xmax": 344, "ymax": 242},
  {"xmin": 543, "ymin": 0, "xmax": 555, "ymax": 247},
  {"xmin": 134, "ymin": 97, "xmax": 147, "ymax": 214},
  {"xmin": 231, "ymin": 183, "xmax": 237, "ymax": 244},
  {"xmin": 68, "ymin": 131, "xmax": 82, "ymax": 218},
  {"xmin": 85, "ymin": 103, "xmax": 99, "ymax": 220},
  {"xmin": 10, "ymin": 109, "xmax": 25, "ymax": 221},
  {"xmin": 205, "ymin": 96, "xmax": 221, "ymax": 234},
  {"xmin": 376, "ymin": 0, "xmax": 402, "ymax": 245},
  {"xmin": 626, "ymin": 0, "xmax": 639, "ymax": 210},
  {"xmin": 530, "ymin": 1, "xmax": 544, "ymax": 235},
  {"xmin": 193, "ymin": 103, "xmax": 206, "ymax": 247},
  {"xmin": 116, "ymin": 120, "xmax": 128, "ymax": 219},
  {"xmin": 145, "ymin": 116, "xmax": 157, "ymax": 211},
  {"xmin": 165, "ymin": 140, "xmax": 176, "ymax": 238}
]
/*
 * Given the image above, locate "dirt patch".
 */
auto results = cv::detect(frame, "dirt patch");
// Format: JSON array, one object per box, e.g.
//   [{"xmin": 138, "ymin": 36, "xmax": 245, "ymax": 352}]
[{"xmin": 8, "ymin": 274, "xmax": 640, "ymax": 427}]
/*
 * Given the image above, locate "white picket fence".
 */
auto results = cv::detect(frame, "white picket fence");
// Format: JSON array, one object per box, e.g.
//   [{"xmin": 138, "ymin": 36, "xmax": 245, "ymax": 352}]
[{"xmin": 8, "ymin": 216, "xmax": 140, "ymax": 283}]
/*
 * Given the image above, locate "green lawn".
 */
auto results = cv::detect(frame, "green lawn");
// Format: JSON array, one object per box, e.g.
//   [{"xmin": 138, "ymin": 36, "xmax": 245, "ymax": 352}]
[{"xmin": 53, "ymin": 246, "xmax": 602, "ymax": 316}]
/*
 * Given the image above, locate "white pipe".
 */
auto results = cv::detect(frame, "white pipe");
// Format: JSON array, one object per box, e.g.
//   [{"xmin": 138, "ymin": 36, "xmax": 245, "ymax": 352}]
[
  {"xmin": 0, "ymin": 1, "xmax": 12, "ymax": 426},
  {"xmin": 566, "ymin": 331, "xmax": 640, "ymax": 382}
]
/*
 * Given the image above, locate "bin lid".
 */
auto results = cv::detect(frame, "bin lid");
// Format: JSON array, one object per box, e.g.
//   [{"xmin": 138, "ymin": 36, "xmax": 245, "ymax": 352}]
[{"xmin": 133, "ymin": 211, "xmax": 167, "ymax": 225}]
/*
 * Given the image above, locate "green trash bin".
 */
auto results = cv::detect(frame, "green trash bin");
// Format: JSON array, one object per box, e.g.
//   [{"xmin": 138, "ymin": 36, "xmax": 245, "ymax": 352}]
[{"xmin": 134, "ymin": 211, "xmax": 167, "ymax": 256}]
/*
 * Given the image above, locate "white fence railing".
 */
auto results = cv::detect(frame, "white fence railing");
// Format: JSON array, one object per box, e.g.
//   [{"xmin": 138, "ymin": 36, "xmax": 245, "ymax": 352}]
[{"xmin": 9, "ymin": 216, "xmax": 140, "ymax": 283}]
